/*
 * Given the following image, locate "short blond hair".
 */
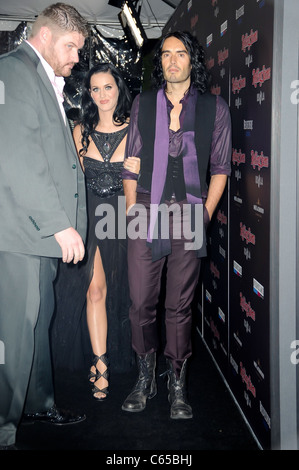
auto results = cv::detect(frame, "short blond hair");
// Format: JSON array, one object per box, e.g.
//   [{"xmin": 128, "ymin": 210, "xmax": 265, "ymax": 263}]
[{"xmin": 30, "ymin": 2, "xmax": 89, "ymax": 38}]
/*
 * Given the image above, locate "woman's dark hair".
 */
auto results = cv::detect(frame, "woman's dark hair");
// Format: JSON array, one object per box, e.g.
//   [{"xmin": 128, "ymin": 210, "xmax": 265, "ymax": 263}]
[
  {"xmin": 79, "ymin": 63, "xmax": 131, "ymax": 155},
  {"xmin": 151, "ymin": 31, "xmax": 211, "ymax": 94}
]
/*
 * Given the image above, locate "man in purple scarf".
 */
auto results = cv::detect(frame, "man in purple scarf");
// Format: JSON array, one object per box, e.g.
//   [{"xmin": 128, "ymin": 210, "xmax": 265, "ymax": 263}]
[{"xmin": 121, "ymin": 31, "xmax": 231, "ymax": 419}]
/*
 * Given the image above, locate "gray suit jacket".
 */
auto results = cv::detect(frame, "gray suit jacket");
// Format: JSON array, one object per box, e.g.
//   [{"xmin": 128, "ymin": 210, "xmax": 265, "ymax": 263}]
[{"xmin": 0, "ymin": 41, "xmax": 87, "ymax": 257}]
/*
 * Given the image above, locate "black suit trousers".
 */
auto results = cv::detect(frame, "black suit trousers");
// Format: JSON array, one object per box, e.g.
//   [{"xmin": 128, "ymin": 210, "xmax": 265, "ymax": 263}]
[{"xmin": 0, "ymin": 252, "xmax": 57, "ymax": 446}]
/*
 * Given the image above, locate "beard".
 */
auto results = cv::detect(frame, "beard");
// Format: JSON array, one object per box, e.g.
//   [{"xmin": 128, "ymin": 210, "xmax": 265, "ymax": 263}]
[
  {"xmin": 43, "ymin": 43, "xmax": 74, "ymax": 77},
  {"xmin": 165, "ymin": 73, "xmax": 191, "ymax": 86},
  {"xmin": 55, "ymin": 63, "xmax": 74, "ymax": 77},
  {"xmin": 164, "ymin": 67, "xmax": 191, "ymax": 85}
]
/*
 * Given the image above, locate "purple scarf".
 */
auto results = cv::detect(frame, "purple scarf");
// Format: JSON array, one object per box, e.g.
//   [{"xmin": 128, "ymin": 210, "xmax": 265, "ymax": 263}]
[{"xmin": 148, "ymin": 87, "xmax": 205, "ymax": 260}]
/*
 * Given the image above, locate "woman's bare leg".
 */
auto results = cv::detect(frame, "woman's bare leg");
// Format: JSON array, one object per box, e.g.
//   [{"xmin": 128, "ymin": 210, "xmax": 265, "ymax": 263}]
[{"xmin": 86, "ymin": 246, "xmax": 108, "ymax": 399}]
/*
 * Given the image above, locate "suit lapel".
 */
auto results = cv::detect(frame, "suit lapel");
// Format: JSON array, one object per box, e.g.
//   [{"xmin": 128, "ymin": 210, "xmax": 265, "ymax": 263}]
[
  {"xmin": 37, "ymin": 63, "xmax": 77, "ymax": 154},
  {"xmin": 20, "ymin": 42, "xmax": 76, "ymax": 153},
  {"xmin": 36, "ymin": 61, "xmax": 66, "ymax": 124}
]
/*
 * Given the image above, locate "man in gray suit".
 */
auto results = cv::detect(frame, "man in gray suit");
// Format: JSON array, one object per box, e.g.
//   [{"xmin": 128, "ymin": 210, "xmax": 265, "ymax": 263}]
[{"xmin": 0, "ymin": 3, "xmax": 89, "ymax": 449}]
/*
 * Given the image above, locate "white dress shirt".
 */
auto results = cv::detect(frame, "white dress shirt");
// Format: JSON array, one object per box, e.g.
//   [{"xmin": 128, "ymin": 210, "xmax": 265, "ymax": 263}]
[{"xmin": 26, "ymin": 40, "xmax": 66, "ymax": 124}]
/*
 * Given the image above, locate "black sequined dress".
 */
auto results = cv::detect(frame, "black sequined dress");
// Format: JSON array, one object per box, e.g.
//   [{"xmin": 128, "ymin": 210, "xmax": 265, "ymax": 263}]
[{"xmin": 51, "ymin": 127, "xmax": 134, "ymax": 373}]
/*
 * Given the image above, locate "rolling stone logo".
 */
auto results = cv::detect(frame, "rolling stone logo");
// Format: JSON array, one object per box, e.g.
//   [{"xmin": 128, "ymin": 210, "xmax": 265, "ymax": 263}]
[
  {"xmin": 232, "ymin": 75, "xmax": 246, "ymax": 94},
  {"xmin": 218, "ymin": 47, "xmax": 229, "ymax": 65},
  {"xmin": 240, "ymin": 362, "xmax": 256, "ymax": 398},
  {"xmin": 251, "ymin": 150, "xmax": 269, "ymax": 171},
  {"xmin": 232, "ymin": 148, "xmax": 246, "ymax": 166},
  {"xmin": 216, "ymin": 209, "xmax": 227, "ymax": 225},
  {"xmin": 232, "ymin": 26, "xmax": 270, "ymax": 100},
  {"xmin": 232, "ymin": 66, "xmax": 271, "ymax": 94},
  {"xmin": 241, "ymin": 29, "xmax": 258, "ymax": 52},
  {"xmin": 240, "ymin": 292, "xmax": 256, "ymax": 321},
  {"xmin": 210, "ymin": 318, "xmax": 220, "ymax": 341},
  {"xmin": 240, "ymin": 222, "xmax": 256, "ymax": 245},
  {"xmin": 206, "ymin": 57, "xmax": 214, "ymax": 70},
  {"xmin": 232, "ymin": 149, "xmax": 269, "ymax": 173},
  {"xmin": 252, "ymin": 65, "xmax": 271, "ymax": 88},
  {"xmin": 210, "ymin": 260, "xmax": 220, "ymax": 279}
]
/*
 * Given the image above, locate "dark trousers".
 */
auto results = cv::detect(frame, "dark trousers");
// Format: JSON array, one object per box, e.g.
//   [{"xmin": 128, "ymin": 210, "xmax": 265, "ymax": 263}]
[
  {"xmin": 127, "ymin": 194, "xmax": 201, "ymax": 377},
  {"xmin": 0, "ymin": 252, "xmax": 57, "ymax": 446}
]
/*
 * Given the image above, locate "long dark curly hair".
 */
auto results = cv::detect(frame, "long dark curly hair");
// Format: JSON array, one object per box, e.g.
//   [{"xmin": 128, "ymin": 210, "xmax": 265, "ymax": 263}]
[
  {"xmin": 151, "ymin": 31, "xmax": 211, "ymax": 94},
  {"xmin": 79, "ymin": 63, "xmax": 131, "ymax": 156}
]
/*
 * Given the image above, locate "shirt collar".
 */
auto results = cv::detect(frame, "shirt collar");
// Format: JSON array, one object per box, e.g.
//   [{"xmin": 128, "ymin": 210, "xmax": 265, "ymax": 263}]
[
  {"xmin": 25, "ymin": 40, "xmax": 65, "ymax": 95},
  {"xmin": 163, "ymin": 82, "xmax": 195, "ymax": 107}
]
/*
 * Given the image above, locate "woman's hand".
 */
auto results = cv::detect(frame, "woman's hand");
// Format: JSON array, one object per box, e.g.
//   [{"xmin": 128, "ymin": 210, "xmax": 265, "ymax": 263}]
[{"xmin": 123, "ymin": 156, "xmax": 140, "ymax": 175}]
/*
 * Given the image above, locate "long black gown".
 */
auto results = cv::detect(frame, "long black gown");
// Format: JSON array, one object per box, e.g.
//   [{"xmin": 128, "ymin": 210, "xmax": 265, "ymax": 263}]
[{"xmin": 51, "ymin": 127, "xmax": 135, "ymax": 374}]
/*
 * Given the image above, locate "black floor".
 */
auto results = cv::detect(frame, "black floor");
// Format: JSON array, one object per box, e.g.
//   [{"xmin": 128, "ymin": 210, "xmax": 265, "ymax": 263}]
[{"xmin": 15, "ymin": 332, "xmax": 260, "ymax": 454}]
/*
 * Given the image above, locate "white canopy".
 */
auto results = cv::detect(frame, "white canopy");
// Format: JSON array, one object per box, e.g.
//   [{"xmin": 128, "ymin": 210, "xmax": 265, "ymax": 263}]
[{"xmin": 0, "ymin": 0, "xmax": 178, "ymax": 38}]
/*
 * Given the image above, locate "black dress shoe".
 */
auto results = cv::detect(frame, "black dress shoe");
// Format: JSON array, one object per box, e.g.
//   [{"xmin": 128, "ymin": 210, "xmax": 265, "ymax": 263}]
[
  {"xmin": 0, "ymin": 444, "xmax": 18, "ymax": 450},
  {"xmin": 22, "ymin": 404, "xmax": 86, "ymax": 426}
]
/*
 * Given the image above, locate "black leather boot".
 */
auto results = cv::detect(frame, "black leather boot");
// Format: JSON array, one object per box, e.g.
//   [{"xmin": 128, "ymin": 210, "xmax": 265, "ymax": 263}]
[
  {"xmin": 167, "ymin": 359, "xmax": 193, "ymax": 420},
  {"xmin": 122, "ymin": 352, "xmax": 157, "ymax": 412}
]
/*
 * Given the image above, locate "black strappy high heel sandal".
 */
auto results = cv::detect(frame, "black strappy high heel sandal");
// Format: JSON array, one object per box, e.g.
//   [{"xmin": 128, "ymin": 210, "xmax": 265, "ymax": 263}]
[{"xmin": 88, "ymin": 353, "xmax": 109, "ymax": 401}]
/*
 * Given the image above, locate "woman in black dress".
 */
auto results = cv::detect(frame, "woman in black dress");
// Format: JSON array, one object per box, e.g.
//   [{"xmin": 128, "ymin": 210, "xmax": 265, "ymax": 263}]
[{"xmin": 52, "ymin": 63, "xmax": 139, "ymax": 400}]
